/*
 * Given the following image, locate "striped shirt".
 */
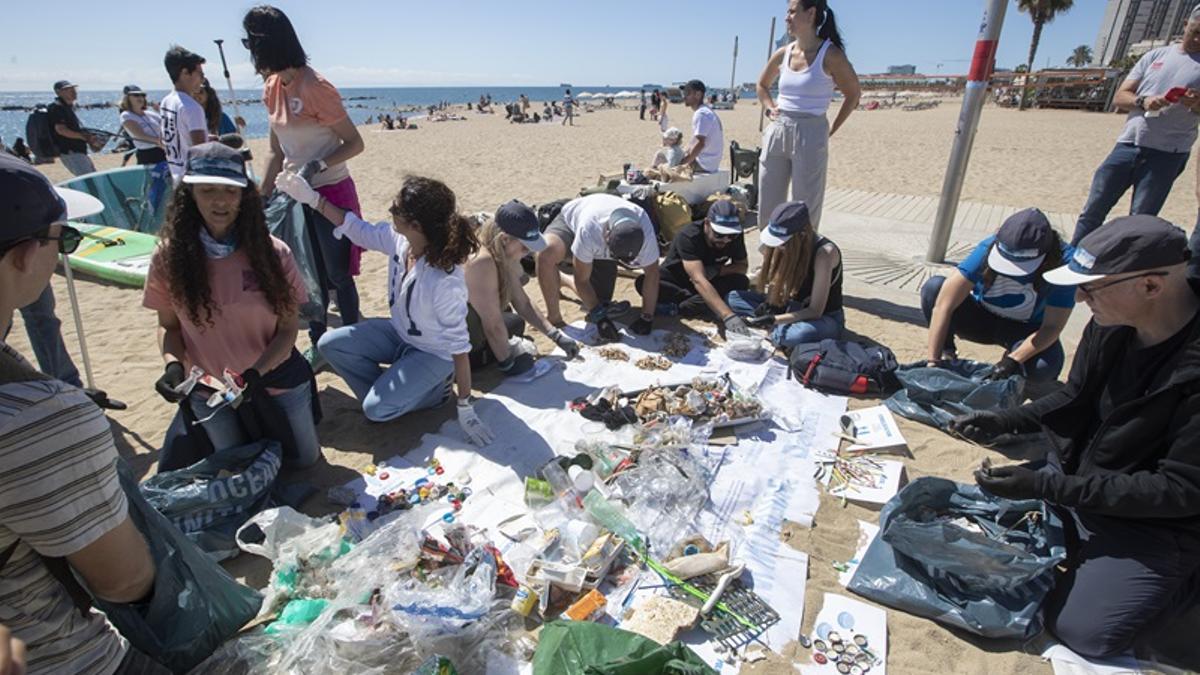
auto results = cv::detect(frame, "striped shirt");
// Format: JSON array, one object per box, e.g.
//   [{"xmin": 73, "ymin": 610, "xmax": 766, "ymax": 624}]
[{"xmin": 0, "ymin": 340, "xmax": 128, "ymax": 675}]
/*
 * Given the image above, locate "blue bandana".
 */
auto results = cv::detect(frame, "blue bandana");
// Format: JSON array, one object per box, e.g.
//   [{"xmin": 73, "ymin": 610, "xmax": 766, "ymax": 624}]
[{"xmin": 199, "ymin": 227, "xmax": 237, "ymax": 259}]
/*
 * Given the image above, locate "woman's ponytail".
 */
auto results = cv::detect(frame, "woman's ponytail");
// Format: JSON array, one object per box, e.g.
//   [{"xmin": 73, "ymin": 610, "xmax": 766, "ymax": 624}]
[{"xmin": 809, "ymin": 1, "xmax": 846, "ymax": 53}]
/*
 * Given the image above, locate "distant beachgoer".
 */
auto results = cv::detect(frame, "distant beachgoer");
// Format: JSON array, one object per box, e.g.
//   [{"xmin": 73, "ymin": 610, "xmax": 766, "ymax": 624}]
[
  {"xmin": 727, "ymin": 201, "xmax": 844, "ymax": 348},
  {"xmin": 275, "ymin": 171, "xmax": 494, "ymax": 446},
  {"xmin": 650, "ymin": 90, "xmax": 661, "ymax": 121},
  {"xmin": 658, "ymin": 89, "xmax": 670, "ymax": 132},
  {"xmin": 1071, "ymin": 11, "xmax": 1200, "ymax": 246},
  {"xmin": 562, "ymin": 89, "xmax": 575, "ymax": 126},
  {"xmin": 520, "ymin": 93, "xmax": 530, "ymax": 115},
  {"xmin": 640, "ymin": 88, "xmax": 647, "ymax": 120},
  {"xmin": 920, "ymin": 209, "xmax": 1075, "ymax": 383},
  {"xmin": 160, "ymin": 46, "xmax": 209, "ymax": 183},
  {"xmin": 245, "ymin": 4, "xmax": 366, "ymax": 368},
  {"xmin": 678, "ymin": 80, "xmax": 723, "ymax": 174},
  {"xmin": 195, "ymin": 78, "xmax": 238, "ymax": 136},
  {"xmin": 47, "ymin": 80, "xmax": 97, "ymax": 176},
  {"xmin": 465, "ymin": 201, "xmax": 581, "ymax": 374},
  {"xmin": 118, "ymin": 84, "xmax": 166, "ymax": 166}
]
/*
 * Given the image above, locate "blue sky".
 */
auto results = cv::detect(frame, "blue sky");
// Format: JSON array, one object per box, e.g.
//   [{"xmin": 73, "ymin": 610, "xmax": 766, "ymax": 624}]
[{"xmin": 0, "ymin": 0, "xmax": 1108, "ymax": 92}]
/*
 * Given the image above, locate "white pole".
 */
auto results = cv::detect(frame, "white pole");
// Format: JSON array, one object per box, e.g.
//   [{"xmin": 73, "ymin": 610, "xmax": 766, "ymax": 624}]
[
  {"xmin": 59, "ymin": 255, "xmax": 94, "ymax": 389},
  {"xmin": 927, "ymin": 0, "xmax": 1008, "ymax": 263},
  {"xmin": 730, "ymin": 36, "xmax": 739, "ymax": 98}
]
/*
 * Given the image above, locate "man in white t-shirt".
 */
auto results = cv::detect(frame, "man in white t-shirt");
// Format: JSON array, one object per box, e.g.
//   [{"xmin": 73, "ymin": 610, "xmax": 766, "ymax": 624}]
[
  {"xmin": 159, "ymin": 46, "xmax": 208, "ymax": 182},
  {"xmin": 680, "ymin": 79, "xmax": 724, "ymax": 174}
]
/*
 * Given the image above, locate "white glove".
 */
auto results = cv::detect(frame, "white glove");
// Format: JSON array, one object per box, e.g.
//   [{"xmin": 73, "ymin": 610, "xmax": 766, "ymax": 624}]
[
  {"xmin": 276, "ymin": 172, "xmax": 320, "ymax": 208},
  {"xmin": 457, "ymin": 399, "xmax": 494, "ymax": 446}
]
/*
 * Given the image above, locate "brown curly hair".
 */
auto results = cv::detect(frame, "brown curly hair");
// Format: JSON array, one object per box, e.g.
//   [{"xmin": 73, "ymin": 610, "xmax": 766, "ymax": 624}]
[
  {"xmin": 159, "ymin": 183, "xmax": 296, "ymax": 327},
  {"xmin": 388, "ymin": 175, "xmax": 479, "ymax": 272}
]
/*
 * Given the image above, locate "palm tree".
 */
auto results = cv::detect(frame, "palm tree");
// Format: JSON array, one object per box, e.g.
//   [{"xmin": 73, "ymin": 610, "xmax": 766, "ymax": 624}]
[
  {"xmin": 1018, "ymin": 0, "xmax": 1076, "ymax": 110},
  {"xmin": 1068, "ymin": 44, "xmax": 1093, "ymax": 67}
]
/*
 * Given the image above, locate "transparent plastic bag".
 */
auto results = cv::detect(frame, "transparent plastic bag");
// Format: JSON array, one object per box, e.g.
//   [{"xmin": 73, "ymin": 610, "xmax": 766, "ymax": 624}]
[{"xmin": 385, "ymin": 546, "xmax": 499, "ymax": 640}]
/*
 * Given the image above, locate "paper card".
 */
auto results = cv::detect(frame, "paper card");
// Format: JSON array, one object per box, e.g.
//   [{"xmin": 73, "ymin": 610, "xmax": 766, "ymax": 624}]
[
  {"xmin": 826, "ymin": 459, "xmax": 906, "ymax": 507},
  {"xmin": 838, "ymin": 521, "xmax": 881, "ymax": 587},
  {"xmin": 843, "ymin": 406, "xmax": 908, "ymax": 455},
  {"xmin": 800, "ymin": 593, "xmax": 888, "ymax": 675}
]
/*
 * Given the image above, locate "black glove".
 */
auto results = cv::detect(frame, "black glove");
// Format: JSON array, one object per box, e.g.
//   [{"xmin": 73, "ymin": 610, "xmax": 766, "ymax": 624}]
[
  {"xmin": 745, "ymin": 314, "xmax": 776, "ymax": 329},
  {"xmin": 753, "ymin": 301, "xmax": 782, "ymax": 318},
  {"xmin": 154, "ymin": 362, "xmax": 187, "ymax": 403},
  {"xmin": 586, "ymin": 302, "xmax": 611, "ymax": 324},
  {"xmin": 986, "ymin": 355, "xmax": 1021, "ymax": 381},
  {"xmin": 596, "ymin": 318, "xmax": 620, "ymax": 343},
  {"xmin": 240, "ymin": 368, "xmax": 263, "ymax": 401},
  {"xmin": 947, "ymin": 410, "xmax": 1008, "ymax": 445},
  {"xmin": 83, "ymin": 388, "xmax": 128, "ymax": 411},
  {"xmin": 548, "ymin": 329, "xmax": 581, "ymax": 359},
  {"xmin": 499, "ymin": 352, "xmax": 536, "ymax": 376},
  {"xmin": 630, "ymin": 315, "xmax": 653, "ymax": 336},
  {"xmin": 723, "ymin": 315, "xmax": 753, "ymax": 336},
  {"xmin": 974, "ymin": 464, "xmax": 1044, "ymax": 500}
]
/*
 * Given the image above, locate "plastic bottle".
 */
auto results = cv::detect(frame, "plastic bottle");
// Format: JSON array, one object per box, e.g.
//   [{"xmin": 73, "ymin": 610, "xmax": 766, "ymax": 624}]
[{"xmin": 582, "ymin": 491, "xmax": 644, "ymax": 551}]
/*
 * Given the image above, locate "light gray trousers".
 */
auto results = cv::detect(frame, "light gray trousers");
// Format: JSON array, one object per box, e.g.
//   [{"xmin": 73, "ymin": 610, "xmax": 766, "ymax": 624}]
[{"xmin": 757, "ymin": 110, "xmax": 829, "ymax": 231}]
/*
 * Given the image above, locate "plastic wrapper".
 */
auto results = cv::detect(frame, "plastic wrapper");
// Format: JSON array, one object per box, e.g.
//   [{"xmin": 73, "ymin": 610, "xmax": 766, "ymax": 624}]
[
  {"xmin": 847, "ymin": 476, "xmax": 1067, "ymax": 639},
  {"xmin": 386, "ymin": 546, "xmax": 499, "ymax": 640},
  {"xmin": 609, "ymin": 448, "xmax": 710, "ymax": 556},
  {"xmin": 328, "ymin": 503, "xmax": 434, "ymax": 602},
  {"xmin": 885, "ymin": 360, "xmax": 1024, "ymax": 431}
]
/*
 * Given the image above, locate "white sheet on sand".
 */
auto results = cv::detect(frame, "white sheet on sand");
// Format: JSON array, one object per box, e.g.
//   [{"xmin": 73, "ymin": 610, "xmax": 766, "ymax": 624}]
[
  {"xmin": 799, "ymin": 593, "xmax": 888, "ymax": 675},
  {"xmin": 341, "ymin": 324, "xmax": 848, "ymax": 668}
]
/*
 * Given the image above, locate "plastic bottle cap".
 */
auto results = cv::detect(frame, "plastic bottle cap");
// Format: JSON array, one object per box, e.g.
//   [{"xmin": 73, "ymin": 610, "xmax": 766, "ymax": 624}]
[{"xmin": 567, "ymin": 465, "xmax": 594, "ymax": 492}]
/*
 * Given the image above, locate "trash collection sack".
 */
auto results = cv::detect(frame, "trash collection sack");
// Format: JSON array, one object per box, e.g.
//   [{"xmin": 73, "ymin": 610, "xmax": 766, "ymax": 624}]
[
  {"xmin": 847, "ymin": 476, "xmax": 1067, "ymax": 639},
  {"xmin": 264, "ymin": 192, "xmax": 324, "ymax": 323},
  {"xmin": 139, "ymin": 440, "xmax": 283, "ymax": 560},
  {"xmin": 94, "ymin": 459, "xmax": 263, "ymax": 673},
  {"xmin": 885, "ymin": 360, "xmax": 1024, "ymax": 431},
  {"xmin": 532, "ymin": 621, "xmax": 716, "ymax": 675}
]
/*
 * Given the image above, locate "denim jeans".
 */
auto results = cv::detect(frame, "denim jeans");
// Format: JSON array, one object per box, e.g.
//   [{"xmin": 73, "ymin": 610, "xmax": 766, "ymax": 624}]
[
  {"xmin": 1071, "ymin": 142, "xmax": 1190, "ymax": 245},
  {"xmin": 305, "ymin": 204, "xmax": 360, "ymax": 344},
  {"xmin": 58, "ymin": 151, "xmax": 95, "ymax": 177},
  {"xmin": 13, "ymin": 285, "xmax": 82, "ymax": 386},
  {"xmin": 317, "ymin": 318, "xmax": 454, "ymax": 422},
  {"xmin": 186, "ymin": 381, "xmax": 319, "ymax": 468},
  {"xmin": 726, "ymin": 289, "xmax": 844, "ymax": 348},
  {"xmin": 919, "ymin": 275, "xmax": 1066, "ymax": 383}
]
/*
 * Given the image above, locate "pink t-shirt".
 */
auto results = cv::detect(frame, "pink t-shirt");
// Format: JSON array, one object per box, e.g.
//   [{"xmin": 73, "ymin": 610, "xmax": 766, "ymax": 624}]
[
  {"xmin": 143, "ymin": 236, "xmax": 307, "ymax": 377},
  {"xmin": 264, "ymin": 67, "xmax": 350, "ymax": 188}
]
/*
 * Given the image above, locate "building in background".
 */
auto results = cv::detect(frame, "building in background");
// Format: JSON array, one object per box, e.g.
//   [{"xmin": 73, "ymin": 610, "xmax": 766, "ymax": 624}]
[
  {"xmin": 888, "ymin": 65, "xmax": 918, "ymax": 75},
  {"xmin": 1094, "ymin": 0, "xmax": 1191, "ymax": 66}
]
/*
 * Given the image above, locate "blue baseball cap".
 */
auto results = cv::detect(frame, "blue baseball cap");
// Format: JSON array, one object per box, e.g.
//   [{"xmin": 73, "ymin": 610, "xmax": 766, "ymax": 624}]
[
  {"xmin": 183, "ymin": 142, "xmax": 249, "ymax": 188},
  {"xmin": 987, "ymin": 208, "xmax": 1054, "ymax": 277},
  {"xmin": 761, "ymin": 201, "xmax": 810, "ymax": 248},
  {"xmin": 707, "ymin": 199, "xmax": 743, "ymax": 236},
  {"xmin": 0, "ymin": 154, "xmax": 102, "ymax": 247},
  {"xmin": 1044, "ymin": 215, "xmax": 1190, "ymax": 286},
  {"xmin": 496, "ymin": 200, "xmax": 546, "ymax": 252}
]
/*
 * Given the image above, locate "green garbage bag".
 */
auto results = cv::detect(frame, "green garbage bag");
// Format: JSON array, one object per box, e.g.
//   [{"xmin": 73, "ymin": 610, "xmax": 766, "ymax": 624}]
[{"xmin": 532, "ymin": 621, "xmax": 716, "ymax": 675}]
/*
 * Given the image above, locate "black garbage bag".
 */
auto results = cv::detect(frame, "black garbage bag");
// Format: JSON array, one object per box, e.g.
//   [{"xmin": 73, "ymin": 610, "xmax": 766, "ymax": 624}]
[
  {"xmin": 885, "ymin": 360, "xmax": 1023, "ymax": 431},
  {"xmin": 847, "ymin": 476, "xmax": 1067, "ymax": 639}
]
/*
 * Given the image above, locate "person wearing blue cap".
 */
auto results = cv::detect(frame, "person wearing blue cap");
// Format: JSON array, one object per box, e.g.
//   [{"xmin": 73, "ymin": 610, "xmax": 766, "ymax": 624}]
[
  {"xmin": 953, "ymin": 215, "xmax": 1200, "ymax": 659},
  {"xmin": 464, "ymin": 200, "xmax": 581, "ymax": 376},
  {"xmin": 920, "ymin": 208, "xmax": 1075, "ymax": 383},
  {"xmin": 638, "ymin": 199, "xmax": 752, "ymax": 335},
  {"xmin": 726, "ymin": 200, "xmax": 844, "ymax": 348}
]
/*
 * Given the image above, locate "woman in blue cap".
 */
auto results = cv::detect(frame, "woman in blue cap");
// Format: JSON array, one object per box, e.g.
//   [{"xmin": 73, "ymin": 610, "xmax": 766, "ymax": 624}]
[
  {"xmin": 727, "ymin": 200, "xmax": 844, "ymax": 348},
  {"xmin": 920, "ymin": 208, "xmax": 1076, "ymax": 383}
]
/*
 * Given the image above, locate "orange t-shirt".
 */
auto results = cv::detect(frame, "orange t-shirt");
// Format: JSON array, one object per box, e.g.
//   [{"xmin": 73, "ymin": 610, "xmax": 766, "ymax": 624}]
[
  {"xmin": 143, "ymin": 236, "xmax": 307, "ymax": 378},
  {"xmin": 263, "ymin": 67, "xmax": 350, "ymax": 188}
]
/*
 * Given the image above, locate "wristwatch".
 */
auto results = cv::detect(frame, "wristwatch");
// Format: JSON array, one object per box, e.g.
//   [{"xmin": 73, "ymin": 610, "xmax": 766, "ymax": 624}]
[{"xmin": 1136, "ymin": 94, "xmax": 1147, "ymax": 110}]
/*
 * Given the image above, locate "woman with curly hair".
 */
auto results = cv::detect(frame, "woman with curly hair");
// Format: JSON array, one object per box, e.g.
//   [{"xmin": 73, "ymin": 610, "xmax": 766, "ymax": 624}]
[
  {"xmin": 144, "ymin": 142, "xmax": 319, "ymax": 468},
  {"xmin": 276, "ymin": 171, "xmax": 495, "ymax": 446}
]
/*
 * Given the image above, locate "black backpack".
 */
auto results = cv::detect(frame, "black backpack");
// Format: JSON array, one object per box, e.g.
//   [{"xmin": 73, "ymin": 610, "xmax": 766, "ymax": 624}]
[
  {"xmin": 536, "ymin": 198, "xmax": 571, "ymax": 231},
  {"xmin": 25, "ymin": 105, "xmax": 58, "ymax": 161},
  {"xmin": 788, "ymin": 339, "xmax": 900, "ymax": 395}
]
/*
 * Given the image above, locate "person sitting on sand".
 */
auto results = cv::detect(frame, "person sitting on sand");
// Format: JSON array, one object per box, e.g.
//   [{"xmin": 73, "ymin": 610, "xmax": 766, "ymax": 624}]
[
  {"xmin": 276, "ymin": 171, "xmax": 495, "ymax": 446},
  {"xmin": 645, "ymin": 127, "xmax": 691, "ymax": 182},
  {"xmin": 146, "ymin": 143, "xmax": 320, "ymax": 470},
  {"xmin": 727, "ymin": 201, "xmax": 844, "ymax": 348},
  {"xmin": 464, "ymin": 201, "xmax": 581, "ymax": 376},
  {"xmin": 638, "ymin": 199, "xmax": 752, "ymax": 336},
  {"xmin": 956, "ymin": 216, "xmax": 1200, "ymax": 660},
  {"xmin": 678, "ymin": 80, "xmax": 723, "ymax": 174},
  {"xmin": 921, "ymin": 209, "xmax": 1075, "ymax": 383},
  {"xmin": 536, "ymin": 193, "xmax": 661, "ymax": 342}
]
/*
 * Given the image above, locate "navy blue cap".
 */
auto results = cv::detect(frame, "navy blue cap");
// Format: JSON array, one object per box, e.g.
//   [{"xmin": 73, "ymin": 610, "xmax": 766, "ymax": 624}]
[
  {"xmin": 53, "ymin": 80, "xmax": 77, "ymax": 92},
  {"xmin": 496, "ymin": 200, "xmax": 546, "ymax": 252},
  {"xmin": 988, "ymin": 208, "xmax": 1054, "ymax": 276},
  {"xmin": 761, "ymin": 201, "xmax": 810, "ymax": 248},
  {"xmin": 707, "ymin": 200, "xmax": 743, "ymax": 236},
  {"xmin": 0, "ymin": 155, "xmax": 103, "ymax": 247},
  {"xmin": 183, "ymin": 142, "xmax": 249, "ymax": 188},
  {"xmin": 1044, "ymin": 215, "xmax": 1190, "ymax": 285}
]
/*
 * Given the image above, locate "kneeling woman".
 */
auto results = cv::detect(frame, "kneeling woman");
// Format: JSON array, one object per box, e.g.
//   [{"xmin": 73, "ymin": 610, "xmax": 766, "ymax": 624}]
[
  {"xmin": 466, "ymin": 200, "xmax": 581, "ymax": 375},
  {"xmin": 920, "ymin": 208, "xmax": 1074, "ymax": 382},
  {"xmin": 277, "ymin": 171, "xmax": 494, "ymax": 446},
  {"xmin": 727, "ymin": 201, "xmax": 844, "ymax": 347},
  {"xmin": 145, "ymin": 143, "xmax": 319, "ymax": 468}
]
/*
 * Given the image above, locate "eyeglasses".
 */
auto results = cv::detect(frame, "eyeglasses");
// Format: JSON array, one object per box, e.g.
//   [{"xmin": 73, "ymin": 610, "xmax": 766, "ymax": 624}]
[
  {"xmin": 241, "ymin": 32, "xmax": 266, "ymax": 49},
  {"xmin": 0, "ymin": 224, "xmax": 83, "ymax": 257},
  {"xmin": 1077, "ymin": 271, "xmax": 1168, "ymax": 299}
]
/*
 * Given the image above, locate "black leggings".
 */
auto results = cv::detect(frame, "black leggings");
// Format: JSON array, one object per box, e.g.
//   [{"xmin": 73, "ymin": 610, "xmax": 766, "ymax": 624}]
[{"xmin": 467, "ymin": 308, "xmax": 526, "ymax": 368}]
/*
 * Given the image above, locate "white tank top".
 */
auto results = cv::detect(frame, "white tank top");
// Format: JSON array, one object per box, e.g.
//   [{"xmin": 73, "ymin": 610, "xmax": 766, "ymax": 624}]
[{"xmin": 776, "ymin": 40, "xmax": 836, "ymax": 115}]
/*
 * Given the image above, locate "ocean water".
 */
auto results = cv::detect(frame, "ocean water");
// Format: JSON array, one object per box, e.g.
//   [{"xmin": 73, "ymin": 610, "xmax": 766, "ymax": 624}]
[{"xmin": 0, "ymin": 85, "xmax": 650, "ymax": 147}]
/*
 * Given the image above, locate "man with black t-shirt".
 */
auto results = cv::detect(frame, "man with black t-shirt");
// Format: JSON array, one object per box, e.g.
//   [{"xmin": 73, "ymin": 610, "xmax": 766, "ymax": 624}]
[
  {"xmin": 47, "ymin": 80, "xmax": 96, "ymax": 176},
  {"xmin": 951, "ymin": 215, "xmax": 1200, "ymax": 659},
  {"xmin": 636, "ymin": 200, "xmax": 751, "ymax": 335}
]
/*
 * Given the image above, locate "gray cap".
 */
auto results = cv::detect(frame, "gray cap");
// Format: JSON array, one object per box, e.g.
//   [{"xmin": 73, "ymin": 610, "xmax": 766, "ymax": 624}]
[
  {"xmin": 183, "ymin": 142, "xmax": 249, "ymax": 188},
  {"xmin": 606, "ymin": 207, "xmax": 645, "ymax": 264},
  {"xmin": 1043, "ymin": 215, "xmax": 1190, "ymax": 286}
]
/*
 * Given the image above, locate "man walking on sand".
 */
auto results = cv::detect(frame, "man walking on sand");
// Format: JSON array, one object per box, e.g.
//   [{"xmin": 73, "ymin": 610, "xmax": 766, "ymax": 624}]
[
  {"xmin": 562, "ymin": 89, "xmax": 575, "ymax": 127},
  {"xmin": 1072, "ymin": 7, "xmax": 1200, "ymax": 246}
]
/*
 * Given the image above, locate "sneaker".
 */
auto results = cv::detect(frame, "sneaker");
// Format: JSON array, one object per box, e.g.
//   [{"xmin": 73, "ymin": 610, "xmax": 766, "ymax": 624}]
[
  {"xmin": 655, "ymin": 302, "xmax": 680, "ymax": 317},
  {"xmin": 304, "ymin": 346, "xmax": 329, "ymax": 374}
]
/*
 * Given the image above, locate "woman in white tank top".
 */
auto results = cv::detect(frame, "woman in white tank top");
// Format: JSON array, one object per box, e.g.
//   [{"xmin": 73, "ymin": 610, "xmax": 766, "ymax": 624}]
[{"xmin": 754, "ymin": 0, "xmax": 861, "ymax": 279}]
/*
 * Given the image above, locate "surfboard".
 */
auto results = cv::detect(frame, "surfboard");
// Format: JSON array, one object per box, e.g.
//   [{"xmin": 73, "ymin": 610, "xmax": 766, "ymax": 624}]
[{"xmin": 66, "ymin": 223, "xmax": 157, "ymax": 287}]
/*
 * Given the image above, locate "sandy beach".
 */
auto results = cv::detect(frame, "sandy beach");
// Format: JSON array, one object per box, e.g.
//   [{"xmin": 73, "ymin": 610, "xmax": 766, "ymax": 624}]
[{"xmin": 14, "ymin": 100, "xmax": 1199, "ymax": 674}]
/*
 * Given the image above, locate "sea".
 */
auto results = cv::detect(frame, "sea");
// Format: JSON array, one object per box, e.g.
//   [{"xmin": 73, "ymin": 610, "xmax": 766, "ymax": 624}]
[{"xmin": 0, "ymin": 85, "xmax": 655, "ymax": 146}]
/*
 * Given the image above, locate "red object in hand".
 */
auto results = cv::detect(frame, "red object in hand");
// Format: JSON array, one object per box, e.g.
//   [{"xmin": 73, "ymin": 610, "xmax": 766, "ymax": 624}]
[{"xmin": 1165, "ymin": 87, "xmax": 1189, "ymax": 103}]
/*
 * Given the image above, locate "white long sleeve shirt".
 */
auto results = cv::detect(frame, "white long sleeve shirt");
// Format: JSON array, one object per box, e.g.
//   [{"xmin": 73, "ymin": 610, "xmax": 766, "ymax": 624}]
[{"xmin": 334, "ymin": 213, "xmax": 470, "ymax": 361}]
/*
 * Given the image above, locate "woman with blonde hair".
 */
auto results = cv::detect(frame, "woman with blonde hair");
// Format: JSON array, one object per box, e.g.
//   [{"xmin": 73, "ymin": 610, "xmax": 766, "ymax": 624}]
[
  {"xmin": 465, "ymin": 201, "xmax": 581, "ymax": 375},
  {"xmin": 727, "ymin": 201, "xmax": 843, "ymax": 348},
  {"xmin": 118, "ymin": 84, "xmax": 165, "ymax": 166}
]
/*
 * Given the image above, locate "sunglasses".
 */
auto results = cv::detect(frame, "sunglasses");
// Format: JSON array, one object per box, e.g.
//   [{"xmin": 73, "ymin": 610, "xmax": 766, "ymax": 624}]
[
  {"xmin": 1077, "ymin": 271, "xmax": 1168, "ymax": 299},
  {"xmin": 1, "ymin": 224, "xmax": 83, "ymax": 257},
  {"xmin": 711, "ymin": 231, "xmax": 738, "ymax": 241},
  {"xmin": 241, "ymin": 32, "xmax": 266, "ymax": 49}
]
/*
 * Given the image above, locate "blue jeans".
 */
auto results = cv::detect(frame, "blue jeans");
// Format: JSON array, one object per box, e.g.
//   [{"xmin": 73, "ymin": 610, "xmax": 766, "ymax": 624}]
[
  {"xmin": 726, "ymin": 289, "xmax": 844, "ymax": 348},
  {"xmin": 1072, "ymin": 142, "xmax": 1190, "ymax": 246},
  {"xmin": 14, "ymin": 285, "xmax": 82, "ymax": 387},
  {"xmin": 186, "ymin": 382, "xmax": 319, "ymax": 468},
  {"xmin": 919, "ymin": 275, "xmax": 1065, "ymax": 383},
  {"xmin": 317, "ymin": 318, "xmax": 453, "ymax": 422},
  {"xmin": 305, "ymin": 205, "xmax": 361, "ymax": 344}
]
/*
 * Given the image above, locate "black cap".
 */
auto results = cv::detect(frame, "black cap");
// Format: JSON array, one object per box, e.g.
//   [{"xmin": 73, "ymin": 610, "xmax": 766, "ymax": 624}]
[
  {"xmin": 122, "ymin": 85, "xmax": 147, "ymax": 96},
  {"xmin": 684, "ymin": 79, "xmax": 707, "ymax": 95},
  {"xmin": 495, "ymin": 200, "xmax": 546, "ymax": 252},
  {"xmin": 1044, "ymin": 215, "xmax": 1190, "ymax": 286},
  {"xmin": 0, "ymin": 154, "xmax": 103, "ymax": 248},
  {"xmin": 182, "ymin": 142, "xmax": 249, "ymax": 188},
  {"xmin": 987, "ymin": 208, "xmax": 1055, "ymax": 276},
  {"xmin": 606, "ymin": 206, "xmax": 646, "ymax": 264},
  {"xmin": 707, "ymin": 200, "xmax": 743, "ymax": 236},
  {"xmin": 761, "ymin": 201, "xmax": 811, "ymax": 248},
  {"xmin": 52, "ymin": 80, "xmax": 77, "ymax": 92}
]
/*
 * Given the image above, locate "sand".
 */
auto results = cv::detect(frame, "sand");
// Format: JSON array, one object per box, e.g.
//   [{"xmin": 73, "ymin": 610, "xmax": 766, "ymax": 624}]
[{"xmin": 15, "ymin": 101, "xmax": 1199, "ymax": 674}]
